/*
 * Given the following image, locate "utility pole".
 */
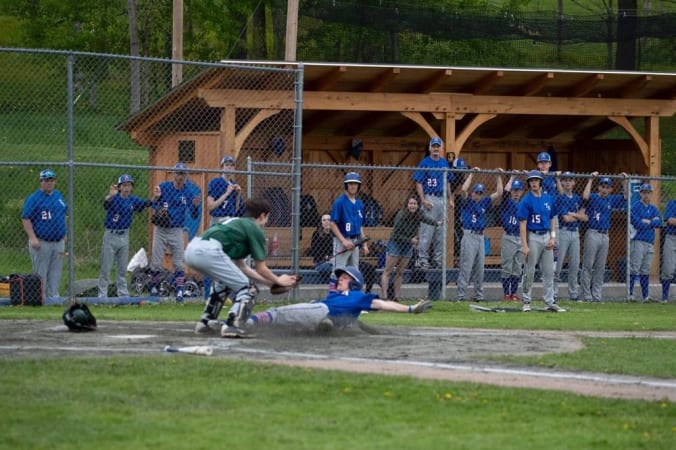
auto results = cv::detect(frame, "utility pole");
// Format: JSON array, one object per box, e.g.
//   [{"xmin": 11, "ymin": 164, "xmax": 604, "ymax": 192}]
[
  {"xmin": 172, "ymin": 0, "xmax": 183, "ymax": 87},
  {"xmin": 285, "ymin": 0, "xmax": 299, "ymax": 61}
]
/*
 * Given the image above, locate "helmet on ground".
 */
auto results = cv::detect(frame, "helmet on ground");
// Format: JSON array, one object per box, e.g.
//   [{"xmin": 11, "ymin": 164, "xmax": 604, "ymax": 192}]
[
  {"xmin": 511, "ymin": 180, "xmax": 524, "ymax": 190},
  {"xmin": 63, "ymin": 303, "xmax": 97, "ymax": 332},
  {"xmin": 537, "ymin": 152, "xmax": 551, "ymax": 163},
  {"xmin": 526, "ymin": 170, "xmax": 543, "ymax": 182},
  {"xmin": 118, "ymin": 174, "xmax": 134, "ymax": 186},
  {"xmin": 334, "ymin": 266, "xmax": 364, "ymax": 291},
  {"xmin": 343, "ymin": 172, "xmax": 362, "ymax": 189}
]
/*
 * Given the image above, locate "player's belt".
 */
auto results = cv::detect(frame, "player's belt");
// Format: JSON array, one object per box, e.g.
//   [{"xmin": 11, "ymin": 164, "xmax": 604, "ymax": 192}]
[
  {"xmin": 506, "ymin": 232, "xmax": 519, "ymax": 236},
  {"xmin": 106, "ymin": 228, "xmax": 128, "ymax": 235},
  {"xmin": 39, "ymin": 237, "xmax": 65, "ymax": 242},
  {"xmin": 590, "ymin": 229, "xmax": 608, "ymax": 234},
  {"xmin": 529, "ymin": 230, "xmax": 549, "ymax": 235},
  {"xmin": 346, "ymin": 235, "xmax": 360, "ymax": 239},
  {"xmin": 561, "ymin": 226, "xmax": 579, "ymax": 231},
  {"xmin": 427, "ymin": 192, "xmax": 444, "ymax": 197},
  {"xmin": 464, "ymin": 229, "xmax": 484, "ymax": 235}
]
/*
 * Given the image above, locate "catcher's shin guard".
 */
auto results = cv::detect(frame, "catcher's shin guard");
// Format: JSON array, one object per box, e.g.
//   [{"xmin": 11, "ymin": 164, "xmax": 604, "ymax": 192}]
[
  {"xmin": 200, "ymin": 286, "xmax": 230, "ymax": 323},
  {"xmin": 231, "ymin": 284, "xmax": 258, "ymax": 329}
]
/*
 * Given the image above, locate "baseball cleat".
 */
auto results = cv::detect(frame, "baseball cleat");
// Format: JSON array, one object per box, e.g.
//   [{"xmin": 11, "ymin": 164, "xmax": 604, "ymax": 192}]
[
  {"xmin": 546, "ymin": 303, "xmax": 566, "ymax": 312},
  {"xmin": 194, "ymin": 319, "xmax": 223, "ymax": 335},
  {"xmin": 221, "ymin": 324, "xmax": 250, "ymax": 338},
  {"xmin": 522, "ymin": 303, "xmax": 532, "ymax": 312}
]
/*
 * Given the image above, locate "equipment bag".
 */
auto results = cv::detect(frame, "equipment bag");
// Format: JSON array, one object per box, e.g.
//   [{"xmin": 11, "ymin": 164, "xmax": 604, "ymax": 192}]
[{"xmin": 9, "ymin": 273, "xmax": 44, "ymax": 306}]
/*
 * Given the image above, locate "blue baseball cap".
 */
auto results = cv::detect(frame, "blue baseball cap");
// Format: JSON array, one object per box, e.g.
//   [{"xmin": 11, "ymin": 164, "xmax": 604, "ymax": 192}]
[
  {"xmin": 537, "ymin": 152, "xmax": 551, "ymax": 162},
  {"xmin": 453, "ymin": 158, "xmax": 467, "ymax": 169},
  {"xmin": 173, "ymin": 162, "xmax": 188, "ymax": 173},
  {"xmin": 599, "ymin": 177, "xmax": 613, "ymax": 186},
  {"xmin": 560, "ymin": 171, "xmax": 575, "ymax": 180},
  {"xmin": 511, "ymin": 180, "xmax": 524, "ymax": 190},
  {"xmin": 472, "ymin": 183, "xmax": 485, "ymax": 193},
  {"xmin": 39, "ymin": 169, "xmax": 56, "ymax": 179},
  {"xmin": 220, "ymin": 156, "xmax": 235, "ymax": 165},
  {"xmin": 429, "ymin": 137, "xmax": 443, "ymax": 147},
  {"xmin": 117, "ymin": 174, "xmax": 134, "ymax": 185},
  {"xmin": 639, "ymin": 183, "xmax": 653, "ymax": 192}
]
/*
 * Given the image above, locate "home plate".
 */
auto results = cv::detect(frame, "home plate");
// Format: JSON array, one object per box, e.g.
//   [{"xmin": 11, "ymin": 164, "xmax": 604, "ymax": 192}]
[{"xmin": 109, "ymin": 334, "xmax": 157, "ymax": 339}]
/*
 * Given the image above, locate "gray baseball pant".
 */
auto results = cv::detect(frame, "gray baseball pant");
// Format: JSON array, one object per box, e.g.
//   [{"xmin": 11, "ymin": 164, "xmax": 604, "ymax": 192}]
[
  {"xmin": 554, "ymin": 229, "xmax": 580, "ymax": 300},
  {"xmin": 417, "ymin": 194, "xmax": 445, "ymax": 267},
  {"xmin": 580, "ymin": 229, "xmax": 609, "ymax": 302},
  {"xmin": 456, "ymin": 231, "xmax": 485, "ymax": 300},
  {"xmin": 28, "ymin": 238, "xmax": 65, "ymax": 298},
  {"xmin": 522, "ymin": 232, "xmax": 555, "ymax": 306},
  {"xmin": 98, "ymin": 229, "xmax": 130, "ymax": 297}
]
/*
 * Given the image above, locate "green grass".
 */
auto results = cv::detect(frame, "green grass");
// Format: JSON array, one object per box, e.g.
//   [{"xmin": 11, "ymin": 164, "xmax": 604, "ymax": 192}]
[{"xmin": 0, "ymin": 357, "xmax": 674, "ymax": 450}]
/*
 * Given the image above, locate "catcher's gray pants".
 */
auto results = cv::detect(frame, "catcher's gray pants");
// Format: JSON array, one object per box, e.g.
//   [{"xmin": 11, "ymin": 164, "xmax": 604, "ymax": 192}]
[
  {"xmin": 662, "ymin": 234, "xmax": 676, "ymax": 281},
  {"xmin": 150, "ymin": 226, "xmax": 185, "ymax": 271},
  {"xmin": 630, "ymin": 239, "xmax": 654, "ymax": 276},
  {"xmin": 98, "ymin": 229, "xmax": 130, "ymax": 297},
  {"xmin": 580, "ymin": 229, "xmax": 609, "ymax": 302},
  {"xmin": 265, "ymin": 302, "xmax": 330, "ymax": 330},
  {"xmin": 554, "ymin": 229, "xmax": 580, "ymax": 300},
  {"xmin": 417, "ymin": 194, "xmax": 445, "ymax": 267},
  {"xmin": 28, "ymin": 238, "xmax": 65, "ymax": 298},
  {"xmin": 456, "ymin": 230, "xmax": 485, "ymax": 300},
  {"xmin": 522, "ymin": 232, "xmax": 555, "ymax": 306},
  {"xmin": 185, "ymin": 238, "xmax": 249, "ymax": 294},
  {"xmin": 500, "ymin": 234, "xmax": 523, "ymax": 278}
]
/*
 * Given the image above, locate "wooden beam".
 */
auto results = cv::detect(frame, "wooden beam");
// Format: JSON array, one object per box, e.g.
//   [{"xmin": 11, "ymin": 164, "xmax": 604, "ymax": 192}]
[
  {"xmin": 614, "ymin": 75, "xmax": 652, "ymax": 98},
  {"xmin": 365, "ymin": 68, "xmax": 400, "ymax": 92},
  {"xmin": 400, "ymin": 112, "xmax": 436, "ymax": 139},
  {"xmin": 607, "ymin": 116, "xmax": 649, "ymax": 167},
  {"xmin": 306, "ymin": 66, "xmax": 347, "ymax": 91},
  {"xmin": 220, "ymin": 106, "xmax": 236, "ymax": 159},
  {"xmin": 455, "ymin": 114, "xmax": 497, "ymax": 153},
  {"xmin": 514, "ymin": 72, "xmax": 554, "ymax": 97},
  {"xmin": 419, "ymin": 69, "xmax": 453, "ymax": 93},
  {"xmin": 557, "ymin": 74, "xmax": 604, "ymax": 97},
  {"xmin": 471, "ymin": 71, "xmax": 503, "ymax": 95},
  {"xmin": 198, "ymin": 89, "xmax": 676, "ymax": 116},
  {"xmin": 234, "ymin": 109, "xmax": 281, "ymax": 155}
]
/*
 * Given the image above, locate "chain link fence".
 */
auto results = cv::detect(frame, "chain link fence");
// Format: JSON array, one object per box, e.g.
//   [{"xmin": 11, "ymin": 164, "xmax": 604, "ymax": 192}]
[{"xmin": 1, "ymin": 48, "xmax": 675, "ymax": 304}]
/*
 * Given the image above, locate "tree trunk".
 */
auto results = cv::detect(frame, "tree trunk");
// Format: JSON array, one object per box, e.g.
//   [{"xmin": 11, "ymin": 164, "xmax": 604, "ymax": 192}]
[{"xmin": 616, "ymin": 0, "xmax": 638, "ymax": 70}]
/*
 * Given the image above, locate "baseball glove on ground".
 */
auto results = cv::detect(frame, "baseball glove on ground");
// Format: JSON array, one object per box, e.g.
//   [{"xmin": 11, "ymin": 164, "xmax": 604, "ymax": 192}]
[{"xmin": 269, "ymin": 275, "xmax": 302, "ymax": 295}]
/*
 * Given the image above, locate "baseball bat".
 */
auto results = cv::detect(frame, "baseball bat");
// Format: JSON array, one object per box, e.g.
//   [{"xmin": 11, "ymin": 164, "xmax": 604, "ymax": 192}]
[
  {"xmin": 164, "ymin": 345, "xmax": 214, "ymax": 356},
  {"xmin": 335, "ymin": 236, "xmax": 370, "ymax": 257}
]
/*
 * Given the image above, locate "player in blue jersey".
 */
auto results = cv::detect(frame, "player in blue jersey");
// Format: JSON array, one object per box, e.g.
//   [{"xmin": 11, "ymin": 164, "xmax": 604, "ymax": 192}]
[
  {"xmin": 329, "ymin": 172, "xmax": 369, "ymax": 291},
  {"xmin": 240, "ymin": 266, "xmax": 431, "ymax": 333},
  {"xmin": 150, "ymin": 162, "xmax": 201, "ymax": 301},
  {"xmin": 455, "ymin": 167, "xmax": 503, "ymax": 301},
  {"xmin": 500, "ymin": 175, "xmax": 525, "ymax": 301},
  {"xmin": 628, "ymin": 184, "xmax": 662, "ymax": 302},
  {"xmin": 580, "ymin": 172, "xmax": 628, "ymax": 302},
  {"xmin": 97, "ymin": 174, "xmax": 154, "ymax": 298},
  {"xmin": 553, "ymin": 172, "xmax": 588, "ymax": 302},
  {"xmin": 535, "ymin": 151, "xmax": 558, "ymax": 196},
  {"xmin": 207, "ymin": 156, "xmax": 243, "ymax": 226},
  {"xmin": 517, "ymin": 170, "xmax": 563, "ymax": 312},
  {"xmin": 661, "ymin": 200, "xmax": 676, "ymax": 303},
  {"xmin": 21, "ymin": 169, "xmax": 68, "ymax": 298},
  {"xmin": 413, "ymin": 137, "xmax": 455, "ymax": 269}
]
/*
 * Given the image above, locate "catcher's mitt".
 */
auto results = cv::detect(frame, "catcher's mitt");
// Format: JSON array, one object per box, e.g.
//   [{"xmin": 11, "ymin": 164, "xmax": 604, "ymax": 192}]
[
  {"xmin": 63, "ymin": 303, "xmax": 97, "ymax": 332},
  {"xmin": 270, "ymin": 274, "xmax": 302, "ymax": 295}
]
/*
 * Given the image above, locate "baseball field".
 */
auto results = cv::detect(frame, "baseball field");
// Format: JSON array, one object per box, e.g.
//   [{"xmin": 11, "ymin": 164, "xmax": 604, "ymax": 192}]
[{"xmin": 0, "ymin": 299, "xmax": 674, "ymax": 449}]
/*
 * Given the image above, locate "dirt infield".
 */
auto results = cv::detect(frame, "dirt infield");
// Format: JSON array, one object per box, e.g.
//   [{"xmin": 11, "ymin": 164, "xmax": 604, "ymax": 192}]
[{"xmin": 1, "ymin": 319, "xmax": 675, "ymax": 401}]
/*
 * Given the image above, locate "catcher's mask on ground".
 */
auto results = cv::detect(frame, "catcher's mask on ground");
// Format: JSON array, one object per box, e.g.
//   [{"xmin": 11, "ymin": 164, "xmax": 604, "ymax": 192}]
[{"xmin": 63, "ymin": 303, "xmax": 97, "ymax": 332}]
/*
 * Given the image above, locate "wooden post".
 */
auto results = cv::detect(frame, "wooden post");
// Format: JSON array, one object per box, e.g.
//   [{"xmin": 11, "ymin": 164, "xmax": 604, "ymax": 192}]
[
  {"xmin": 285, "ymin": 0, "xmax": 299, "ymax": 61},
  {"xmin": 172, "ymin": 0, "xmax": 183, "ymax": 87}
]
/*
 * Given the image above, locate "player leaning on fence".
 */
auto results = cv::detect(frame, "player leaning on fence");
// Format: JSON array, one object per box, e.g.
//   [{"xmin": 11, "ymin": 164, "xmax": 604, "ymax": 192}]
[
  {"xmin": 21, "ymin": 169, "xmax": 67, "ymax": 298},
  {"xmin": 662, "ymin": 200, "xmax": 676, "ymax": 302},
  {"xmin": 628, "ymin": 183, "xmax": 662, "ymax": 302},
  {"xmin": 500, "ymin": 175, "xmax": 525, "ymax": 302},
  {"xmin": 517, "ymin": 170, "xmax": 565, "ymax": 313}
]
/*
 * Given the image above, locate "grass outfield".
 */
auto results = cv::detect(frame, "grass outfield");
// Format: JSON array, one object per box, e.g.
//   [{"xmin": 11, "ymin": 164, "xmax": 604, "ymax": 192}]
[{"xmin": 0, "ymin": 301, "xmax": 675, "ymax": 449}]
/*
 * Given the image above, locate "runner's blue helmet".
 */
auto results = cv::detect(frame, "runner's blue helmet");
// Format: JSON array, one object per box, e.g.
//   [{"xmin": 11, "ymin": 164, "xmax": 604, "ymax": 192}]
[
  {"xmin": 118, "ymin": 174, "xmax": 134, "ymax": 186},
  {"xmin": 334, "ymin": 266, "xmax": 364, "ymax": 291}
]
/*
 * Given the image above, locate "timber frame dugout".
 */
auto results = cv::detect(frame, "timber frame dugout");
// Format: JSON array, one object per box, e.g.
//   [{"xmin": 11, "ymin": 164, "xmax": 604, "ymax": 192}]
[{"xmin": 121, "ymin": 62, "xmax": 675, "ymax": 230}]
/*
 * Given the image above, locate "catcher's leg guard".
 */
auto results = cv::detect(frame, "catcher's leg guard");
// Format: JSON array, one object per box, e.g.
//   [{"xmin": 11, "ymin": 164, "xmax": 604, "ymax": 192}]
[
  {"xmin": 230, "ymin": 284, "xmax": 258, "ymax": 329},
  {"xmin": 200, "ymin": 285, "xmax": 230, "ymax": 324}
]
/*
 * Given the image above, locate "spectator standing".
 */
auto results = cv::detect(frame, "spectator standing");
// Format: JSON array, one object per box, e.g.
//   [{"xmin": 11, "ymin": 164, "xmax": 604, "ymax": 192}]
[
  {"xmin": 580, "ymin": 172, "xmax": 628, "ymax": 302},
  {"xmin": 456, "ymin": 168, "xmax": 503, "ymax": 302},
  {"xmin": 500, "ymin": 175, "xmax": 525, "ymax": 301},
  {"xmin": 518, "ymin": 170, "xmax": 564, "ymax": 312},
  {"xmin": 628, "ymin": 184, "xmax": 662, "ymax": 302},
  {"xmin": 207, "ymin": 156, "xmax": 242, "ymax": 226},
  {"xmin": 97, "ymin": 174, "xmax": 153, "ymax": 298},
  {"xmin": 553, "ymin": 172, "xmax": 588, "ymax": 302},
  {"xmin": 21, "ymin": 169, "xmax": 67, "ymax": 298},
  {"xmin": 310, "ymin": 214, "xmax": 334, "ymax": 282},
  {"xmin": 149, "ymin": 162, "xmax": 201, "ymax": 301},
  {"xmin": 329, "ymin": 172, "xmax": 369, "ymax": 291},
  {"xmin": 380, "ymin": 195, "xmax": 439, "ymax": 300},
  {"xmin": 661, "ymin": 199, "xmax": 676, "ymax": 302},
  {"xmin": 413, "ymin": 137, "xmax": 455, "ymax": 269}
]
